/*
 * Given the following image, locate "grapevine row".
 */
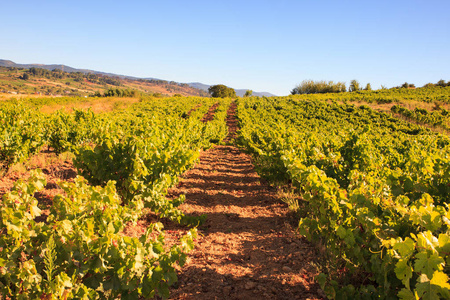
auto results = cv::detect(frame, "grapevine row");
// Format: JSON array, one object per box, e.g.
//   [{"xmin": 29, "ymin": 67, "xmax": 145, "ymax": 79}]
[
  {"xmin": 237, "ymin": 96, "xmax": 450, "ymax": 299},
  {"xmin": 0, "ymin": 96, "xmax": 231, "ymax": 298}
]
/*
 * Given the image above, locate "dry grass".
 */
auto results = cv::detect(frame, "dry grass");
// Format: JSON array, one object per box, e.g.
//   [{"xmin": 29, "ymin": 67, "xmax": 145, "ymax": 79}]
[
  {"xmin": 0, "ymin": 93, "xmax": 60, "ymax": 101},
  {"xmin": 0, "ymin": 93, "xmax": 140, "ymax": 113},
  {"xmin": 39, "ymin": 96, "xmax": 140, "ymax": 114},
  {"xmin": 346, "ymin": 99, "xmax": 450, "ymax": 113},
  {"xmin": 395, "ymin": 100, "xmax": 450, "ymax": 111},
  {"xmin": 1, "ymin": 151, "xmax": 75, "ymax": 179},
  {"xmin": 27, "ymin": 151, "xmax": 75, "ymax": 169},
  {"xmin": 277, "ymin": 188, "xmax": 302, "ymax": 213}
]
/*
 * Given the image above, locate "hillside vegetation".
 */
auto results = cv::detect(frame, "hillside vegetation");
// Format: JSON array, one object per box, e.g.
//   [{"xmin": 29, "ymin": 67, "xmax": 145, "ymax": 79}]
[{"xmin": 0, "ymin": 66, "xmax": 208, "ymax": 98}]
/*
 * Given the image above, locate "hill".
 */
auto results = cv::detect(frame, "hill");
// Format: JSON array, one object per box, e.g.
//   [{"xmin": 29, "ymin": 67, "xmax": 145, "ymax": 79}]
[
  {"xmin": 0, "ymin": 60, "xmax": 276, "ymax": 97},
  {"xmin": 0, "ymin": 59, "xmax": 141, "ymax": 79},
  {"xmin": 0, "ymin": 60, "xmax": 208, "ymax": 97}
]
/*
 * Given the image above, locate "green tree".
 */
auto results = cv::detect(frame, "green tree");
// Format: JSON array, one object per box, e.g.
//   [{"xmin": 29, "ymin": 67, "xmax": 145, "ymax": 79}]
[
  {"xmin": 365, "ymin": 83, "xmax": 372, "ymax": 91},
  {"xmin": 244, "ymin": 90, "xmax": 253, "ymax": 97},
  {"xmin": 208, "ymin": 84, "xmax": 236, "ymax": 98},
  {"xmin": 401, "ymin": 82, "xmax": 415, "ymax": 88},
  {"xmin": 291, "ymin": 80, "xmax": 346, "ymax": 94},
  {"xmin": 349, "ymin": 80, "xmax": 360, "ymax": 92},
  {"xmin": 437, "ymin": 79, "xmax": 447, "ymax": 87}
]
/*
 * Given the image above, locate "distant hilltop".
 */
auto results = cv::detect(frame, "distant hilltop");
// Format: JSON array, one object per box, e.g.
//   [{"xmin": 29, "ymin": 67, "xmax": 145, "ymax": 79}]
[
  {"xmin": 0, "ymin": 59, "xmax": 148, "ymax": 80},
  {"xmin": 0, "ymin": 59, "xmax": 276, "ymax": 97}
]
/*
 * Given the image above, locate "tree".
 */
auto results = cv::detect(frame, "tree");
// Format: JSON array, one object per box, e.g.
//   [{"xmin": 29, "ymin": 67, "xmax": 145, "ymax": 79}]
[
  {"xmin": 437, "ymin": 79, "xmax": 447, "ymax": 87},
  {"xmin": 401, "ymin": 82, "xmax": 415, "ymax": 89},
  {"xmin": 21, "ymin": 73, "xmax": 29, "ymax": 80},
  {"xmin": 208, "ymin": 84, "xmax": 236, "ymax": 98},
  {"xmin": 365, "ymin": 83, "xmax": 372, "ymax": 91},
  {"xmin": 244, "ymin": 90, "xmax": 253, "ymax": 97},
  {"xmin": 291, "ymin": 80, "xmax": 346, "ymax": 94},
  {"xmin": 349, "ymin": 80, "xmax": 360, "ymax": 92}
]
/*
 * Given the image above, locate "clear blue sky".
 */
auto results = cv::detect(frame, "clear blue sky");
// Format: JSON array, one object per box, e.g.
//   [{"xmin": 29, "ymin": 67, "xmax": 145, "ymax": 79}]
[{"xmin": 1, "ymin": 0, "xmax": 449, "ymax": 95}]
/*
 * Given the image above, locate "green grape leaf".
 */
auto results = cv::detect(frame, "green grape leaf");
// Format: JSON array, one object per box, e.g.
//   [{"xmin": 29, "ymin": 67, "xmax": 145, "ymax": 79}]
[
  {"xmin": 397, "ymin": 288, "xmax": 417, "ymax": 300},
  {"xmin": 394, "ymin": 237, "xmax": 415, "ymax": 258},
  {"xmin": 316, "ymin": 273, "xmax": 327, "ymax": 290},
  {"xmin": 438, "ymin": 234, "xmax": 450, "ymax": 254},
  {"xmin": 414, "ymin": 252, "xmax": 444, "ymax": 278},
  {"xmin": 416, "ymin": 274, "xmax": 439, "ymax": 300},
  {"xmin": 395, "ymin": 259, "xmax": 413, "ymax": 289},
  {"xmin": 337, "ymin": 226, "xmax": 347, "ymax": 239}
]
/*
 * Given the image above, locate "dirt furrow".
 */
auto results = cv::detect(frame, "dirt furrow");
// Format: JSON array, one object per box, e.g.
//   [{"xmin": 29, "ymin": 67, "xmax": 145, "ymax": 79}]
[
  {"xmin": 167, "ymin": 102, "xmax": 323, "ymax": 299},
  {"xmin": 201, "ymin": 102, "xmax": 220, "ymax": 123}
]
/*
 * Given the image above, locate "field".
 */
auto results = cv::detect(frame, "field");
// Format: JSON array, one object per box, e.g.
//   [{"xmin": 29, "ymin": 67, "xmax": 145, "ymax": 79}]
[{"xmin": 1, "ymin": 85, "xmax": 450, "ymax": 299}]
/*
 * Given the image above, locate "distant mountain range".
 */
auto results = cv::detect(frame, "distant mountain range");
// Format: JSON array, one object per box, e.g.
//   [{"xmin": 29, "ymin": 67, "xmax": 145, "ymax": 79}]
[{"xmin": 0, "ymin": 59, "xmax": 276, "ymax": 97}]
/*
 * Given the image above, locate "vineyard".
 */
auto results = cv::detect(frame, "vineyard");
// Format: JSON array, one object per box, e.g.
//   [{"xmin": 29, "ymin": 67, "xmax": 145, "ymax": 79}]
[
  {"xmin": 0, "ymin": 96, "xmax": 230, "ymax": 298},
  {"xmin": 1, "ymin": 85, "xmax": 450, "ymax": 299},
  {"xmin": 237, "ymin": 88, "xmax": 450, "ymax": 299}
]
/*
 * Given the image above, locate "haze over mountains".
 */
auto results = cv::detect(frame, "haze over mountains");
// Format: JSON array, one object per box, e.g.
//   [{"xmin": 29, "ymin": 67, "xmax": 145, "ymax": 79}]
[{"xmin": 0, "ymin": 60, "xmax": 276, "ymax": 97}]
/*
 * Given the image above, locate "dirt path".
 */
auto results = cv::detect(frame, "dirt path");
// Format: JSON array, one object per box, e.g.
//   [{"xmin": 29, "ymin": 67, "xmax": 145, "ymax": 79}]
[
  {"xmin": 201, "ymin": 102, "xmax": 220, "ymax": 122},
  {"xmin": 168, "ymin": 102, "xmax": 323, "ymax": 299}
]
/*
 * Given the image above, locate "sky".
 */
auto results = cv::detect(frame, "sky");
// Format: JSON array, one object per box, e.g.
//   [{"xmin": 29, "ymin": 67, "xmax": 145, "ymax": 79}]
[{"xmin": 1, "ymin": 0, "xmax": 449, "ymax": 95}]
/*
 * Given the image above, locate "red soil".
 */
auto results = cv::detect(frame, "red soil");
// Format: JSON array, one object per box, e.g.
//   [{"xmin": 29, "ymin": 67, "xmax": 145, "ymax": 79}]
[{"xmin": 166, "ymin": 101, "xmax": 324, "ymax": 299}]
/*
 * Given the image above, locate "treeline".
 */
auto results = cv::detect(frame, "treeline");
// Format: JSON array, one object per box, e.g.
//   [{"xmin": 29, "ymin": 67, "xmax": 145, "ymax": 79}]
[
  {"xmin": 17, "ymin": 67, "xmax": 123, "ymax": 86},
  {"xmin": 397, "ymin": 80, "xmax": 450, "ymax": 89},
  {"xmin": 94, "ymin": 88, "xmax": 170, "ymax": 98},
  {"xmin": 421, "ymin": 79, "xmax": 450, "ymax": 88},
  {"xmin": 140, "ymin": 78, "xmax": 191, "ymax": 89},
  {"xmin": 94, "ymin": 88, "xmax": 141, "ymax": 97},
  {"xmin": 388, "ymin": 79, "xmax": 450, "ymax": 89},
  {"xmin": 292, "ymin": 79, "xmax": 449, "ymax": 95}
]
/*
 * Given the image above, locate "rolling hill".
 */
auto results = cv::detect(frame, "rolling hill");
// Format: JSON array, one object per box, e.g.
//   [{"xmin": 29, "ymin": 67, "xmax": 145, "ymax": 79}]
[
  {"xmin": 0, "ymin": 60, "xmax": 207, "ymax": 97},
  {"xmin": 0, "ymin": 60, "xmax": 276, "ymax": 97}
]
